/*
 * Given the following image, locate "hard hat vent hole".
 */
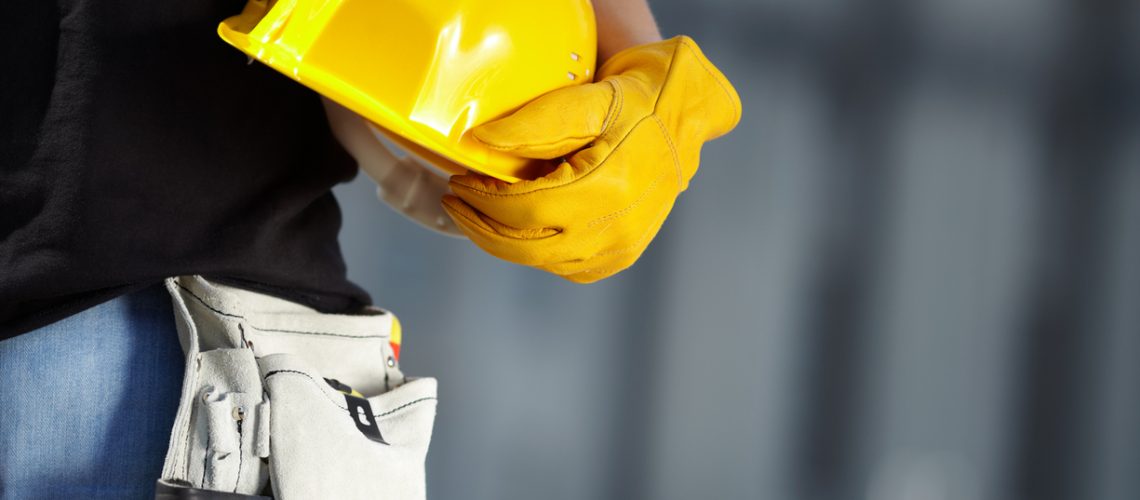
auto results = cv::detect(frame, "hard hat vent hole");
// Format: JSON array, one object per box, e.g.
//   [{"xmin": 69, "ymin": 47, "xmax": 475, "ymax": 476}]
[{"xmin": 220, "ymin": 0, "xmax": 599, "ymax": 182}]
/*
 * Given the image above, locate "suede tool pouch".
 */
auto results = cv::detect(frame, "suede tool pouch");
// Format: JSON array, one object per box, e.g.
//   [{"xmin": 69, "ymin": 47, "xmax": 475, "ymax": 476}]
[
  {"xmin": 257, "ymin": 353, "xmax": 438, "ymax": 500},
  {"xmin": 158, "ymin": 276, "xmax": 438, "ymax": 500}
]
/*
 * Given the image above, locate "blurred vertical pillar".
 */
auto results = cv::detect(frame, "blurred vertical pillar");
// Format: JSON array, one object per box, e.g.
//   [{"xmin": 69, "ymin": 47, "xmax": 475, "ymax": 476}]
[
  {"xmin": 851, "ymin": 0, "xmax": 1069, "ymax": 498},
  {"xmin": 637, "ymin": 2, "xmax": 825, "ymax": 499},
  {"xmin": 787, "ymin": 0, "xmax": 913, "ymax": 498},
  {"xmin": 1005, "ymin": 1, "xmax": 1135, "ymax": 499},
  {"xmin": 1082, "ymin": 130, "xmax": 1140, "ymax": 500}
]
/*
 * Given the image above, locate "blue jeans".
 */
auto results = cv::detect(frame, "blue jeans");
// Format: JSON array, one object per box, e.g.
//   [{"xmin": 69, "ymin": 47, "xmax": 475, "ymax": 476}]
[{"xmin": 0, "ymin": 284, "xmax": 185, "ymax": 500}]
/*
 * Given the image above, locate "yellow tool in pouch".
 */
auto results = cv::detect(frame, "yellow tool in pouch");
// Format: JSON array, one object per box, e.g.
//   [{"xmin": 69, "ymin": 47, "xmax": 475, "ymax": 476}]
[{"xmin": 218, "ymin": 0, "xmax": 597, "ymax": 182}]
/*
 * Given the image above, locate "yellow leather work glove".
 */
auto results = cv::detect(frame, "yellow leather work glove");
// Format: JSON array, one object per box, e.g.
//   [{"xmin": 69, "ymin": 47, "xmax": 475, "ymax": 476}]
[{"xmin": 441, "ymin": 36, "xmax": 742, "ymax": 283}]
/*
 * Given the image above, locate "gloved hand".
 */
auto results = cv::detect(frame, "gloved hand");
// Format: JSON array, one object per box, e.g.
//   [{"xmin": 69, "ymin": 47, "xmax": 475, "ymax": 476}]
[{"xmin": 442, "ymin": 36, "xmax": 742, "ymax": 283}]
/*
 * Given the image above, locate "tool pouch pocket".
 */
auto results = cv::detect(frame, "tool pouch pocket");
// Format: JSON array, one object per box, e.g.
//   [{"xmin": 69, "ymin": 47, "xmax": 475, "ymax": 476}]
[
  {"xmin": 185, "ymin": 348, "xmax": 268, "ymax": 494},
  {"xmin": 258, "ymin": 354, "xmax": 438, "ymax": 500},
  {"xmin": 157, "ymin": 276, "xmax": 437, "ymax": 500}
]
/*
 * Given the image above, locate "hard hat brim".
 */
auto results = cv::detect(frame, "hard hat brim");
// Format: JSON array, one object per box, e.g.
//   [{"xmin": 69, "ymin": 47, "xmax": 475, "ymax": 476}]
[{"xmin": 216, "ymin": 0, "xmax": 597, "ymax": 184}]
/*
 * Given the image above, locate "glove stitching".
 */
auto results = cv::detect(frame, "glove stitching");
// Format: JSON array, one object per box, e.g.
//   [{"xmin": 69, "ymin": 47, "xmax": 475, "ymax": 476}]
[
  {"xmin": 677, "ymin": 37, "xmax": 741, "ymax": 127},
  {"xmin": 568, "ymin": 197, "xmax": 673, "ymax": 281},
  {"xmin": 443, "ymin": 199, "xmax": 561, "ymax": 241},
  {"xmin": 575, "ymin": 40, "xmax": 729, "ymax": 276},
  {"xmin": 452, "ymin": 81, "xmax": 627, "ymax": 195},
  {"xmin": 598, "ymin": 78, "xmax": 623, "ymax": 137},
  {"xmin": 477, "ymin": 134, "xmax": 600, "ymax": 153},
  {"xmin": 450, "ymin": 115, "xmax": 653, "ymax": 199},
  {"xmin": 588, "ymin": 170, "xmax": 661, "ymax": 228},
  {"xmin": 652, "ymin": 115, "xmax": 684, "ymax": 190},
  {"xmin": 547, "ymin": 191, "xmax": 665, "ymax": 275},
  {"xmin": 591, "ymin": 198, "xmax": 673, "ymax": 259},
  {"xmin": 586, "ymin": 156, "xmax": 667, "ymax": 228},
  {"xmin": 475, "ymin": 80, "xmax": 622, "ymax": 153}
]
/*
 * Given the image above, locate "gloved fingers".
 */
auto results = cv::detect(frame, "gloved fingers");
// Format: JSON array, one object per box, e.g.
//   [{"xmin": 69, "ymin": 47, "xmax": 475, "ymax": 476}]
[
  {"xmin": 541, "ymin": 238, "xmax": 652, "ymax": 283},
  {"xmin": 636, "ymin": 37, "xmax": 742, "ymax": 154},
  {"xmin": 440, "ymin": 194, "xmax": 558, "ymax": 240},
  {"xmin": 540, "ymin": 185, "xmax": 675, "ymax": 282},
  {"xmin": 449, "ymin": 161, "xmax": 580, "ymax": 199},
  {"xmin": 447, "ymin": 162, "xmax": 595, "ymax": 230},
  {"xmin": 442, "ymin": 195, "xmax": 581, "ymax": 267},
  {"xmin": 471, "ymin": 81, "xmax": 617, "ymax": 160},
  {"xmin": 551, "ymin": 253, "xmax": 639, "ymax": 284},
  {"xmin": 444, "ymin": 36, "xmax": 742, "ymax": 283},
  {"xmin": 672, "ymin": 36, "xmax": 743, "ymax": 139},
  {"xmin": 456, "ymin": 117, "xmax": 673, "ymax": 220}
]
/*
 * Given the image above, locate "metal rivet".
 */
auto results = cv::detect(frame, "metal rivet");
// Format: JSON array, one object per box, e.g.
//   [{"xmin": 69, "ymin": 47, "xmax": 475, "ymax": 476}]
[
  {"xmin": 232, "ymin": 406, "xmax": 246, "ymax": 421},
  {"xmin": 387, "ymin": 356, "xmax": 396, "ymax": 368},
  {"xmin": 570, "ymin": 52, "xmax": 580, "ymax": 61},
  {"xmin": 567, "ymin": 72, "xmax": 577, "ymax": 81}
]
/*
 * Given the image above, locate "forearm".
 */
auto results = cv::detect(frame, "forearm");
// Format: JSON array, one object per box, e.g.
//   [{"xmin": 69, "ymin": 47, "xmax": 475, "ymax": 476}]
[{"xmin": 592, "ymin": 0, "xmax": 663, "ymax": 62}]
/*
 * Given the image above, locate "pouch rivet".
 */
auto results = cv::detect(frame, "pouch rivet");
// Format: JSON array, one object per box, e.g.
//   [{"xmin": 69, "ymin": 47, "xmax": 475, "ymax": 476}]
[
  {"xmin": 233, "ymin": 406, "xmax": 246, "ymax": 421},
  {"xmin": 387, "ymin": 356, "xmax": 396, "ymax": 368}
]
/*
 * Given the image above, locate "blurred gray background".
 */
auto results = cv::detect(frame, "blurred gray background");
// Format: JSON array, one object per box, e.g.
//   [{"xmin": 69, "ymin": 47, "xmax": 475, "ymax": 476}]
[{"xmin": 334, "ymin": 0, "xmax": 1140, "ymax": 499}]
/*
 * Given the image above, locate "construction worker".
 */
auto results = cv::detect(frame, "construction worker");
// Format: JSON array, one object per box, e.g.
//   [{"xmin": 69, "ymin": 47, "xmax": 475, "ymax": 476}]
[{"xmin": 0, "ymin": 0, "xmax": 740, "ymax": 498}]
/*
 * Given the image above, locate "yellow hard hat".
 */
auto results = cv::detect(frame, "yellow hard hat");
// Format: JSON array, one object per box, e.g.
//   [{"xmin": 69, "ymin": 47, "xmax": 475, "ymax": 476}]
[{"xmin": 218, "ymin": 0, "xmax": 597, "ymax": 182}]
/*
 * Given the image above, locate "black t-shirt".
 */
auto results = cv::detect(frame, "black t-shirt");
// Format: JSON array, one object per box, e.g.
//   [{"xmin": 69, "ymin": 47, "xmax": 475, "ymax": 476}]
[{"xmin": 0, "ymin": 0, "xmax": 372, "ymax": 339}]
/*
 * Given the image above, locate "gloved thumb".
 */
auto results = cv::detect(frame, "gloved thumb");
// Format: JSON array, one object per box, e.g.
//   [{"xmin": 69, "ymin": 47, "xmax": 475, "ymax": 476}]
[{"xmin": 472, "ymin": 81, "xmax": 616, "ymax": 160}]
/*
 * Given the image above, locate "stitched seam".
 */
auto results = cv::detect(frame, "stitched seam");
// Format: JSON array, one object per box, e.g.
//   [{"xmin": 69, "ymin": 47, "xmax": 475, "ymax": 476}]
[
  {"xmin": 457, "ymin": 39, "xmax": 732, "ymax": 201},
  {"xmin": 577, "ymin": 267, "xmax": 621, "ymax": 276},
  {"xmin": 445, "ymin": 202, "xmax": 562, "ymax": 241},
  {"xmin": 248, "ymin": 326, "xmax": 386, "ymax": 339},
  {"xmin": 234, "ymin": 419, "xmax": 243, "ymax": 493},
  {"xmin": 574, "ymin": 118, "xmax": 679, "ymax": 269},
  {"xmin": 451, "ymin": 81, "xmax": 630, "ymax": 198},
  {"xmin": 653, "ymin": 115, "xmax": 684, "ymax": 189},
  {"xmin": 178, "ymin": 284, "xmax": 243, "ymax": 319},
  {"xmin": 202, "ymin": 435, "xmax": 211, "ymax": 485},
  {"xmin": 599, "ymin": 79, "xmax": 623, "ymax": 137},
  {"xmin": 676, "ymin": 38, "xmax": 740, "ymax": 126},
  {"xmin": 480, "ymin": 134, "xmax": 598, "ymax": 152},
  {"xmin": 587, "ymin": 159, "xmax": 666, "ymax": 227},
  {"xmin": 376, "ymin": 397, "xmax": 438, "ymax": 418},
  {"xmin": 577, "ymin": 197, "xmax": 674, "ymax": 275},
  {"xmin": 451, "ymin": 114, "xmax": 654, "ymax": 199},
  {"xmin": 596, "ymin": 200, "xmax": 671, "ymax": 257},
  {"xmin": 475, "ymin": 80, "xmax": 620, "ymax": 153},
  {"xmin": 263, "ymin": 370, "xmax": 349, "ymax": 410},
  {"xmin": 177, "ymin": 283, "xmax": 387, "ymax": 340},
  {"xmin": 567, "ymin": 41, "xmax": 713, "ymax": 275},
  {"xmin": 263, "ymin": 370, "xmax": 437, "ymax": 418}
]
